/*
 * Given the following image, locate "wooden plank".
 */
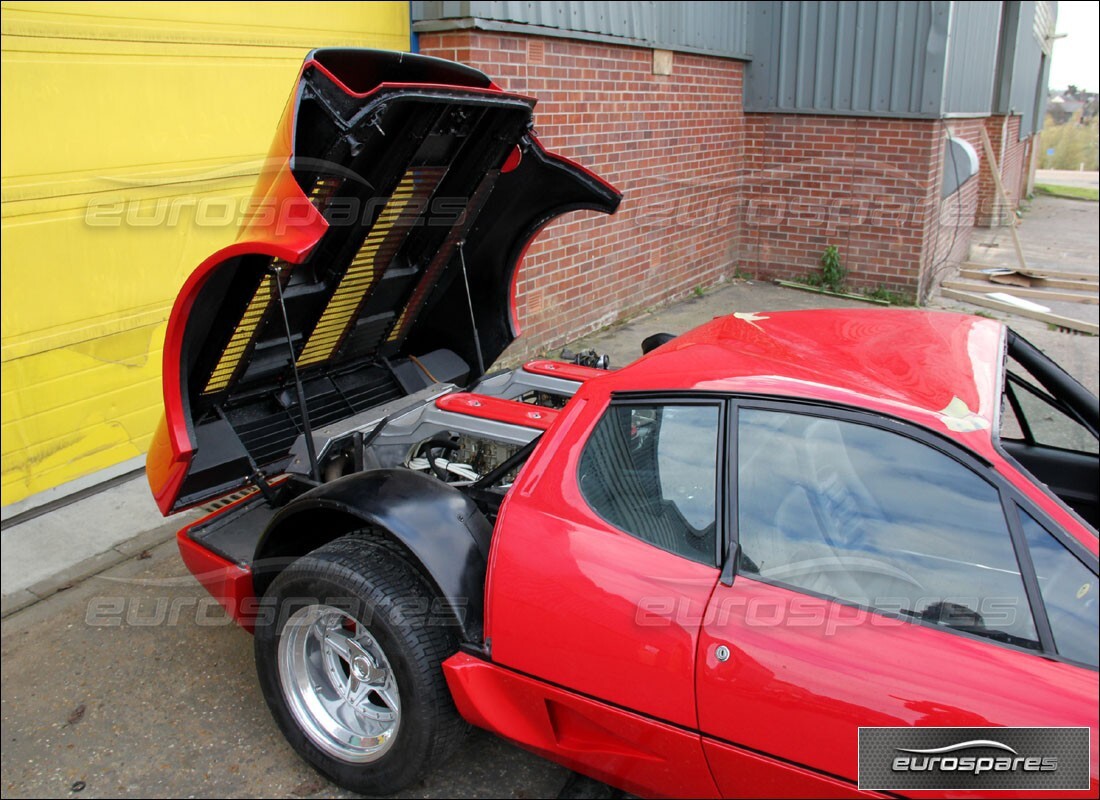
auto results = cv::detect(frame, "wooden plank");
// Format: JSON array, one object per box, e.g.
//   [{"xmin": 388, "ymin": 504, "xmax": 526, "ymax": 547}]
[
  {"xmin": 961, "ymin": 263, "xmax": 1100, "ymax": 282},
  {"xmin": 940, "ymin": 288, "xmax": 1099, "ymax": 335},
  {"xmin": 772, "ymin": 280, "xmax": 891, "ymax": 305},
  {"xmin": 941, "ymin": 280, "xmax": 1099, "ymax": 305},
  {"xmin": 979, "ymin": 127, "xmax": 1029, "ymax": 272},
  {"xmin": 958, "ymin": 269, "xmax": 1100, "ymax": 292}
]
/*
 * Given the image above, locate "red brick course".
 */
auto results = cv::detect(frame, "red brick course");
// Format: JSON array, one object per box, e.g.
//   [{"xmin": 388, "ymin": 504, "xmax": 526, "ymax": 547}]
[
  {"xmin": 740, "ymin": 114, "xmax": 941, "ymax": 297},
  {"xmin": 977, "ymin": 115, "xmax": 1028, "ymax": 227},
  {"xmin": 419, "ymin": 31, "xmax": 1033, "ymax": 353},
  {"xmin": 421, "ymin": 31, "xmax": 744, "ymax": 356},
  {"xmin": 925, "ymin": 118, "xmax": 985, "ymax": 294}
]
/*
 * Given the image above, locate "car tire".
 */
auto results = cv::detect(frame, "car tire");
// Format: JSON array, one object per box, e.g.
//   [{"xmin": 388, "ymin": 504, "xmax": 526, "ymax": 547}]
[{"xmin": 253, "ymin": 532, "xmax": 466, "ymax": 795}]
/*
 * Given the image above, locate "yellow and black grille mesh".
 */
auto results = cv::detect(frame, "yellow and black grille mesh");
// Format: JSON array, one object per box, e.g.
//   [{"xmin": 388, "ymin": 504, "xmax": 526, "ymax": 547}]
[
  {"xmin": 309, "ymin": 177, "xmax": 341, "ymax": 212},
  {"xmin": 202, "ymin": 264, "xmax": 285, "ymax": 395},
  {"xmin": 200, "ymin": 169, "xmax": 342, "ymax": 396},
  {"xmin": 386, "ymin": 249, "xmax": 441, "ymax": 344},
  {"xmin": 385, "ymin": 173, "xmax": 496, "ymax": 347},
  {"xmin": 296, "ymin": 168, "xmax": 442, "ymax": 367}
]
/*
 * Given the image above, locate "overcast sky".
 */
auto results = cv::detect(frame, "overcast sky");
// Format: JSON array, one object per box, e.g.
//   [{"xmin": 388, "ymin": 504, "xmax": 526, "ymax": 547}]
[{"xmin": 1049, "ymin": 1, "xmax": 1099, "ymax": 92}]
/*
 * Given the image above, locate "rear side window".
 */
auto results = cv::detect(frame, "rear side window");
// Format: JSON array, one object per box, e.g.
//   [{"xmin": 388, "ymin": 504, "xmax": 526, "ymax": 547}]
[
  {"xmin": 737, "ymin": 409, "xmax": 1039, "ymax": 649},
  {"xmin": 579, "ymin": 403, "xmax": 720, "ymax": 565},
  {"xmin": 1001, "ymin": 353, "xmax": 1098, "ymax": 455},
  {"xmin": 1019, "ymin": 509, "xmax": 1099, "ymax": 667}
]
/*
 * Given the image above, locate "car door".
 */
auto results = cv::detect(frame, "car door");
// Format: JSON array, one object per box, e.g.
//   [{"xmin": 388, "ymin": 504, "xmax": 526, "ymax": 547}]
[
  {"xmin": 486, "ymin": 395, "xmax": 725, "ymax": 796},
  {"xmin": 696, "ymin": 402, "xmax": 1099, "ymax": 798}
]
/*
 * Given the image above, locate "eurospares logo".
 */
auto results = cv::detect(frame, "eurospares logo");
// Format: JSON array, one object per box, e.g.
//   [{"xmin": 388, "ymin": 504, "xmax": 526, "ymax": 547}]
[{"xmin": 858, "ymin": 727, "xmax": 1090, "ymax": 790}]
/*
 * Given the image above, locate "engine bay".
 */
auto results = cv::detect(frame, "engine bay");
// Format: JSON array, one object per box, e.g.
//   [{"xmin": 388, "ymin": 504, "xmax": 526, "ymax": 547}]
[{"xmin": 266, "ymin": 351, "xmax": 609, "ymax": 519}]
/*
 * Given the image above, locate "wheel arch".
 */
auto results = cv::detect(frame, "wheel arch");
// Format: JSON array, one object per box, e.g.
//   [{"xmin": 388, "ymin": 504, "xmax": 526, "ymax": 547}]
[{"xmin": 253, "ymin": 469, "xmax": 492, "ymax": 643}]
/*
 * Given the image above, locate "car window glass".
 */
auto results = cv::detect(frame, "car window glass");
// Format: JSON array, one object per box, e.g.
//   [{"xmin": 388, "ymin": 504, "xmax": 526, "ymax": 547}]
[
  {"xmin": 579, "ymin": 404, "xmax": 719, "ymax": 565},
  {"xmin": 1019, "ymin": 509, "xmax": 1098, "ymax": 667},
  {"xmin": 1002, "ymin": 359, "xmax": 1099, "ymax": 455},
  {"xmin": 737, "ymin": 409, "xmax": 1039, "ymax": 649}
]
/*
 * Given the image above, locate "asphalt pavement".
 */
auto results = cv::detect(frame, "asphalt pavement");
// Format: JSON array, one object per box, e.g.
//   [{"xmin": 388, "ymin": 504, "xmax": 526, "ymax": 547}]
[{"xmin": 2, "ymin": 194, "xmax": 1097, "ymax": 798}]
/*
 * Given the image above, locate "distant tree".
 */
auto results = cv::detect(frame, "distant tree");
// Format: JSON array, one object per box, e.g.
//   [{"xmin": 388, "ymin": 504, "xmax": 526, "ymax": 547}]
[{"xmin": 1039, "ymin": 113, "xmax": 1099, "ymax": 170}]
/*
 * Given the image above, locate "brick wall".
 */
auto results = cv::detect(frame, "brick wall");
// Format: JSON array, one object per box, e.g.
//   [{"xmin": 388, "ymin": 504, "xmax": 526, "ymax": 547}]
[
  {"xmin": 924, "ymin": 118, "xmax": 985, "ymax": 293},
  {"xmin": 420, "ymin": 30, "xmax": 1029, "ymax": 350},
  {"xmin": 420, "ymin": 31, "xmax": 744, "ymax": 358},
  {"xmin": 740, "ymin": 115, "xmax": 941, "ymax": 298},
  {"xmin": 977, "ymin": 115, "xmax": 1028, "ymax": 226}
]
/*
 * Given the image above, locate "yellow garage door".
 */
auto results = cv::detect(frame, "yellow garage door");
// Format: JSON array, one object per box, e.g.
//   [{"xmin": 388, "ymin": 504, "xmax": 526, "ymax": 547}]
[{"xmin": 1, "ymin": 1, "xmax": 409, "ymax": 510}]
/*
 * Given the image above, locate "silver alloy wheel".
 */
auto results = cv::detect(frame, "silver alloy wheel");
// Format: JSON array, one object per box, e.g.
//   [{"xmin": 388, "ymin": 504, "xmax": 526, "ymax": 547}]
[{"xmin": 278, "ymin": 604, "xmax": 401, "ymax": 763}]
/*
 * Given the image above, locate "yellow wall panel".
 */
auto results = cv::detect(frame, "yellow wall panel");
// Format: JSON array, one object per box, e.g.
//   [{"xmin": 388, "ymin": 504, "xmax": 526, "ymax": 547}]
[
  {"xmin": 3, "ymin": 180, "xmax": 255, "ymax": 353},
  {"xmin": 1, "ymin": 326, "xmax": 164, "ymax": 501},
  {"xmin": 1, "ymin": 2, "xmax": 410, "ymax": 508}
]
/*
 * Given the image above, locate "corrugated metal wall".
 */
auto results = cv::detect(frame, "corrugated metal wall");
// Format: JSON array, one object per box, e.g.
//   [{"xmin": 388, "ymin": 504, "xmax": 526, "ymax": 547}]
[
  {"xmin": 1, "ymin": 2, "xmax": 409, "ymax": 510},
  {"xmin": 994, "ymin": 0, "xmax": 1055, "ymax": 138},
  {"xmin": 727, "ymin": 1, "xmax": 1048, "ymax": 122},
  {"xmin": 412, "ymin": 1, "xmax": 751, "ymax": 58},
  {"xmin": 416, "ymin": 1, "xmax": 1054, "ymax": 128},
  {"xmin": 943, "ymin": 1, "xmax": 1003, "ymax": 114},
  {"xmin": 744, "ymin": 1, "xmax": 950, "ymax": 116}
]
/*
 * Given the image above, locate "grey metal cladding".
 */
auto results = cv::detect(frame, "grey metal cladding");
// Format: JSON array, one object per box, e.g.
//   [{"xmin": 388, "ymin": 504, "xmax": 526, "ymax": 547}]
[
  {"xmin": 745, "ymin": 1, "xmax": 950, "ymax": 117},
  {"xmin": 943, "ymin": 1, "xmax": 1002, "ymax": 114},
  {"xmin": 415, "ymin": 1, "xmax": 1053, "ymax": 131},
  {"xmin": 412, "ymin": 1, "xmax": 751, "ymax": 58},
  {"xmin": 995, "ymin": 0, "xmax": 1056, "ymax": 138},
  {"xmin": 413, "ymin": 1, "xmax": 470, "ymax": 20}
]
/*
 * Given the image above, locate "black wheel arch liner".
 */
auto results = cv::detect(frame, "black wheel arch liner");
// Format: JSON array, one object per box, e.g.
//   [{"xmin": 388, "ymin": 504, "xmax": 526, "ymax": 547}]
[{"xmin": 252, "ymin": 468, "xmax": 492, "ymax": 643}]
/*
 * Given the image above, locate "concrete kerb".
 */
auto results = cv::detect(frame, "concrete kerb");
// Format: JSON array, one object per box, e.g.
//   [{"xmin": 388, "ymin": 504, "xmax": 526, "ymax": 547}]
[{"xmin": 1, "ymin": 514, "xmax": 196, "ymax": 618}]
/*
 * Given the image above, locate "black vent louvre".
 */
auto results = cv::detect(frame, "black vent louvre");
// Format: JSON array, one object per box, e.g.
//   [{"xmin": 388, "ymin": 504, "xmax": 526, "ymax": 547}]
[{"xmin": 230, "ymin": 369, "xmax": 402, "ymax": 466}]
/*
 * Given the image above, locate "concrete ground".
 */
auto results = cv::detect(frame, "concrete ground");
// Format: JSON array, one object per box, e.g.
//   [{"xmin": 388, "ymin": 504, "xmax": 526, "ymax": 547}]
[
  {"xmin": 936, "ymin": 193, "xmax": 1099, "ymax": 382},
  {"xmin": 1, "ymin": 194, "xmax": 1097, "ymax": 798},
  {"xmin": 1, "ymin": 481, "xmax": 199, "ymax": 617},
  {"xmin": 967, "ymin": 193, "xmax": 1097, "ymax": 279}
]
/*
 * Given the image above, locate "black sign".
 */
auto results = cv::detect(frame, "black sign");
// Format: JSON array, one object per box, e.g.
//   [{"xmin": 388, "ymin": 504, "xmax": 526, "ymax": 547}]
[{"xmin": 858, "ymin": 727, "xmax": 1090, "ymax": 791}]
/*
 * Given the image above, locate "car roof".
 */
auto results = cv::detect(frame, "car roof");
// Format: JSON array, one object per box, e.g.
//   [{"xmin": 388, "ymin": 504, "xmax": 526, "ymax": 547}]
[{"xmin": 601, "ymin": 308, "xmax": 1005, "ymax": 443}]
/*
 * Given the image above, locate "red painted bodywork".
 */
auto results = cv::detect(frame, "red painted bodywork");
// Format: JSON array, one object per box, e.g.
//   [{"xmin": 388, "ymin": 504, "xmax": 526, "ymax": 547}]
[
  {"xmin": 701, "ymin": 739, "xmax": 884, "ymax": 799},
  {"xmin": 469, "ymin": 308, "xmax": 1097, "ymax": 797},
  {"xmin": 521, "ymin": 359, "xmax": 615, "ymax": 383},
  {"xmin": 435, "ymin": 392, "xmax": 559, "ymax": 431},
  {"xmin": 146, "ymin": 54, "xmax": 618, "ymax": 515},
  {"xmin": 172, "ymin": 304, "xmax": 1097, "ymax": 797},
  {"xmin": 443, "ymin": 651, "xmax": 721, "ymax": 799},
  {"xmin": 175, "ymin": 500, "xmax": 259, "ymax": 631},
  {"xmin": 697, "ymin": 577, "xmax": 1099, "ymax": 799},
  {"xmin": 176, "ymin": 529, "xmax": 255, "ymax": 631},
  {"xmin": 485, "ymin": 391, "xmax": 718, "ymax": 730},
  {"xmin": 589, "ymin": 309, "xmax": 1003, "ymax": 437}
]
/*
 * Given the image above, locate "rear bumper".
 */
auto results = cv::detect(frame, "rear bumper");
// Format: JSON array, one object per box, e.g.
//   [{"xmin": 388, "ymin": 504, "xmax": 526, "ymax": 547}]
[{"xmin": 176, "ymin": 512, "xmax": 258, "ymax": 632}]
